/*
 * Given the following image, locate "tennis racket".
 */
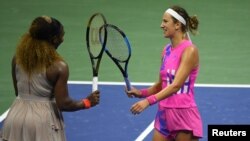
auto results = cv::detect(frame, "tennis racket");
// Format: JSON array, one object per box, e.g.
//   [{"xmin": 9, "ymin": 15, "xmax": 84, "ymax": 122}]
[
  {"xmin": 86, "ymin": 13, "xmax": 107, "ymax": 91},
  {"xmin": 101, "ymin": 24, "xmax": 132, "ymax": 91}
]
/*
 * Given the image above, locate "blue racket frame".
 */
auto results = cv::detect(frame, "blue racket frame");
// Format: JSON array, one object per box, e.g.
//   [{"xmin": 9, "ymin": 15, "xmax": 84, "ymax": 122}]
[{"xmin": 101, "ymin": 24, "xmax": 132, "ymax": 91}]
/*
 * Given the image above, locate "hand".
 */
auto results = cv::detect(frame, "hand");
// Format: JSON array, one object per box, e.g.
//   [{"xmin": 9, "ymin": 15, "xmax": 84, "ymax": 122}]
[
  {"xmin": 130, "ymin": 99, "xmax": 149, "ymax": 115},
  {"xmin": 125, "ymin": 86, "xmax": 142, "ymax": 98},
  {"xmin": 86, "ymin": 90, "xmax": 100, "ymax": 107}
]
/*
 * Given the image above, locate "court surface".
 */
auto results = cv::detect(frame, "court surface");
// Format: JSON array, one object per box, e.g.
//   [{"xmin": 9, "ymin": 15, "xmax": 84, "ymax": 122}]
[
  {"xmin": 3, "ymin": 82, "xmax": 247, "ymax": 141},
  {"xmin": 1, "ymin": 82, "xmax": 250, "ymax": 141}
]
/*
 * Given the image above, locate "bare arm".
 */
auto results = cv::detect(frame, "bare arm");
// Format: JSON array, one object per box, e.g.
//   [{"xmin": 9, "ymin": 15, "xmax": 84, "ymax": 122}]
[
  {"xmin": 126, "ymin": 57, "xmax": 163, "ymax": 98},
  {"xmin": 147, "ymin": 75, "xmax": 163, "ymax": 95},
  {"xmin": 47, "ymin": 61, "xmax": 99, "ymax": 111},
  {"xmin": 12, "ymin": 56, "xmax": 18, "ymax": 96},
  {"xmin": 126, "ymin": 71, "xmax": 162, "ymax": 98},
  {"xmin": 130, "ymin": 46, "xmax": 199, "ymax": 114},
  {"xmin": 156, "ymin": 45, "xmax": 199, "ymax": 100}
]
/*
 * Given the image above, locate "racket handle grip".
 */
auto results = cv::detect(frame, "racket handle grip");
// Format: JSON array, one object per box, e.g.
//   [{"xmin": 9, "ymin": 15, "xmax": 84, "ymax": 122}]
[
  {"xmin": 124, "ymin": 77, "xmax": 131, "ymax": 91},
  {"xmin": 92, "ymin": 77, "xmax": 98, "ymax": 92}
]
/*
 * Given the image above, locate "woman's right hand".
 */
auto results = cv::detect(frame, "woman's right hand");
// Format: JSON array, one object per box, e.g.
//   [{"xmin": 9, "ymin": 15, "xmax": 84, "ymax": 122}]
[
  {"xmin": 86, "ymin": 90, "xmax": 100, "ymax": 107},
  {"xmin": 125, "ymin": 87, "xmax": 142, "ymax": 98}
]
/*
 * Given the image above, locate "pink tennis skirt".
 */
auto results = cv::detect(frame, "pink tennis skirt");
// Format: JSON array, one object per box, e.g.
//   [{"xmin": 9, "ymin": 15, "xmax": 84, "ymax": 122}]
[{"xmin": 154, "ymin": 106, "xmax": 203, "ymax": 139}]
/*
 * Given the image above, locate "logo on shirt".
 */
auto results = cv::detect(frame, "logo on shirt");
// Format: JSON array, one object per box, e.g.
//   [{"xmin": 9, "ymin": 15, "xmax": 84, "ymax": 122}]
[{"xmin": 165, "ymin": 69, "xmax": 190, "ymax": 94}]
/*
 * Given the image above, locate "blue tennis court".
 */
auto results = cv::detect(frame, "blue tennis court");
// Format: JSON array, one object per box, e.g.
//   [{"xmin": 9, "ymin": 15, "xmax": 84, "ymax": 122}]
[
  {"xmin": 49, "ymin": 82, "xmax": 250, "ymax": 141},
  {"xmin": 1, "ymin": 82, "xmax": 250, "ymax": 141}
]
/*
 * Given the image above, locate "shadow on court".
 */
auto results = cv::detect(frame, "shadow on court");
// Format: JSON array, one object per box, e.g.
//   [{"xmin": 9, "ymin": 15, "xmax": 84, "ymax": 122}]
[{"xmin": 63, "ymin": 84, "xmax": 250, "ymax": 141}]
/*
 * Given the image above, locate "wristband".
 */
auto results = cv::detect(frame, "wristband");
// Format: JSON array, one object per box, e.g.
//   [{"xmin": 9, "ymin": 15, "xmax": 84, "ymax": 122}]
[
  {"xmin": 82, "ymin": 99, "xmax": 91, "ymax": 109},
  {"xmin": 140, "ymin": 89, "xmax": 149, "ymax": 98},
  {"xmin": 146, "ymin": 95, "xmax": 157, "ymax": 105}
]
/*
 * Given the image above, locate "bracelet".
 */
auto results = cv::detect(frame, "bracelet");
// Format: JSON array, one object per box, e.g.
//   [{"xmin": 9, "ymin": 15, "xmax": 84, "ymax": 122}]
[
  {"xmin": 146, "ymin": 95, "xmax": 157, "ymax": 105},
  {"xmin": 140, "ymin": 89, "xmax": 149, "ymax": 98},
  {"xmin": 82, "ymin": 99, "xmax": 91, "ymax": 109}
]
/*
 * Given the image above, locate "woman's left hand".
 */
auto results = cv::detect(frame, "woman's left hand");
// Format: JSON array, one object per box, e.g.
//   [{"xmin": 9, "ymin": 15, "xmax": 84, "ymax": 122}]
[{"xmin": 130, "ymin": 99, "xmax": 150, "ymax": 115}]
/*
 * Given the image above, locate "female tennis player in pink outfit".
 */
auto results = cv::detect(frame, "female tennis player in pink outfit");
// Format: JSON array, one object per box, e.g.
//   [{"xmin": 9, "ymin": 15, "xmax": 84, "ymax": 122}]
[{"xmin": 127, "ymin": 5, "xmax": 203, "ymax": 141}]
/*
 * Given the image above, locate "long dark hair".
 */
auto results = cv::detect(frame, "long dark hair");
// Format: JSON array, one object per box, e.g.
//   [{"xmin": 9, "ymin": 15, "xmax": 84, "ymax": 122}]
[{"xmin": 15, "ymin": 16, "xmax": 64, "ymax": 76}]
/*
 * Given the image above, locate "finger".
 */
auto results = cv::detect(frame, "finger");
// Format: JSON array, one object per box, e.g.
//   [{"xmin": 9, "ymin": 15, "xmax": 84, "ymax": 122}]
[
  {"xmin": 130, "ymin": 104, "xmax": 140, "ymax": 115},
  {"xmin": 126, "ymin": 93, "xmax": 133, "ymax": 98},
  {"xmin": 131, "ymin": 109, "xmax": 140, "ymax": 115},
  {"xmin": 96, "ymin": 93, "xmax": 100, "ymax": 98},
  {"xmin": 93, "ymin": 90, "xmax": 100, "ymax": 94}
]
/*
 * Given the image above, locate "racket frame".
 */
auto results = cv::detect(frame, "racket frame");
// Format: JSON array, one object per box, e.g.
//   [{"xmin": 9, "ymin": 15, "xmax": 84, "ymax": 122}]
[
  {"xmin": 86, "ymin": 13, "xmax": 107, "ymax": 91},
  {"xmin": 102, "ymin": 24, "xmax": 132, "ymax": 90}
]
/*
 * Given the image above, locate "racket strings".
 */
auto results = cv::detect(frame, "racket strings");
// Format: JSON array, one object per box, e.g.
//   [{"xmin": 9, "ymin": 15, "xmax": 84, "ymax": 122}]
[
  {"xmin": 89, "ymin": 16, "xmax": 105, "ymax": 57},
  {"xmin": 105, "ymin": 27, "xmax": 129, "ymax": 62}
]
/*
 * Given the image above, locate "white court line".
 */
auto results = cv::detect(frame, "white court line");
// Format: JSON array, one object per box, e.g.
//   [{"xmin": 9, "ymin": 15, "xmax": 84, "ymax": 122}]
[
  {"xmin": 68, "ymin": 81, "xmax": 250, "ymax": 140},
  {"xmin": 1, "ymin": 81, "xmax": 250, "ymax": 140},
  {"xmin": 1, "ymin": 81, "xmax": 250, "ymax": 122},
  {"xmin": 68, "ymin": 81, "xmax": 154, "ymax": 86},
  {"xmin": 68, "ymin": 81, "xmax": 250, "ymax": 88},
  {"xmin": 0, "ymin": 109, "xmax": 9, "ymax": 122},
  {"xmin": 135, "ymin": 120, "xmax": 155, "ymax": 141}
]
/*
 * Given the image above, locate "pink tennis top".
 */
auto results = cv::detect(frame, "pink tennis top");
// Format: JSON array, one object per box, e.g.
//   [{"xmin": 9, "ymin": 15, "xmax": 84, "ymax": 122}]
[{"xmin": 159, "ymin": 40, "xmax": 199, "ymax": 108}]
